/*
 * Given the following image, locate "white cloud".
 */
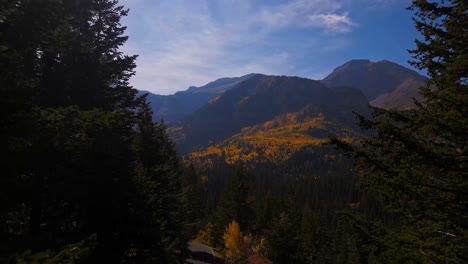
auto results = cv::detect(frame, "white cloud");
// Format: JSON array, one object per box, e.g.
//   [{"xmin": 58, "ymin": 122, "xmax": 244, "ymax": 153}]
[
  {"xmin": 308, "ymin": 13, "xmax": 356, "ymax": 33},
  {"xmin": 257, "ymin": 0, "xmax": 354, "ymax": 32},
  {"xmin": 119, "ymin": 0, "xmax": 359, "ymax": 94}
]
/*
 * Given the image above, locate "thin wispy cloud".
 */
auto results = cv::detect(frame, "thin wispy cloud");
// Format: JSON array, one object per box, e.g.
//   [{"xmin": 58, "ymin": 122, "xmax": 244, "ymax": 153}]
[
  {"xmin": 308, "ymin": 13, "xmax": 356, "ymax": 33},
  {"xmin": 119, "ymin": 0, "xmax": 416, "ymax": 94},
  {"xmin": 257, "ymin": 0, "xmax": 354, "ymax": 33}
]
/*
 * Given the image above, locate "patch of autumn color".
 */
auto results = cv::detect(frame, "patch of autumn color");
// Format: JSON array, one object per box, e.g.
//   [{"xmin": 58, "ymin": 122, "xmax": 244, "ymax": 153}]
[
  {"xmin": 209, "ymin": 96, "xmax": 222, "ymax": 104},
  {"xmin": 167, "ymin": 126, "xmax": 186, "ymax": 141},
  {"xmin": 201, "ymin": 175, "xmax": 209, "ymax": 184},
  {"xmin": 223, "ymin": 220, "xmax": 251, "ymax": 264},
  {"xmin": 251, "ymin": 236, "xmax": 268, "ymax": 257},
  {"xmin": 349, "ymin": 202, "xmax": 361, "ymax": 209},
  {"xmin": 240, "ymin": 111, "xmax": 326, "ymax": 136},
  {"xmin": 238, "ymin": 96, "xmax": 252, "ymax": 105},
  {"xmin": 195, "ymin": 222, "xmax": 214, "ymax": 247},
  {"xmin": 190, "ymin": 146, "xmax": 221, "ymax": 159},
  {"xmin": 187, "ymin": 111, "xmax": 361, "ymax": 165},
  {"xmin": 340, "ymin": 137, "xmax": 354, "ymax": 143},
  {"xmin": 189, "ymin": 133, "xmax": 328, "ymax": 165}
]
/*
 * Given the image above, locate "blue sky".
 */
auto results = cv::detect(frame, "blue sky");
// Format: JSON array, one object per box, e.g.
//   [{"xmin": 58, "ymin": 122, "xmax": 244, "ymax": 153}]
[{"xmin": 119, "ymin": 0, "xmax": 420, "ymax": 95}]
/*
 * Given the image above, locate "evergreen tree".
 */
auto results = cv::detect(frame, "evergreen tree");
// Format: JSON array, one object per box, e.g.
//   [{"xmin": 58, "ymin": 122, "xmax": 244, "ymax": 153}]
[
  {"xmin": 0, "ymin": 1, "xmax": 189, "ymax": 263},
  {"xmin": 265, "ymin": 212, "xmax": 302, "ymax": 264},
  {"xmin": 132, "ymin": 98, "xmax": 187, "ymax": 263},
  {"xmin": 263, "ymin": 185, "xmax": 304, "ymax": 263},
  {"xmin": 0, "ymin": 0, "xmax": 61, "ymax": 237},
  {"xmin": 254, "ymin": 190, "xmax": 279, "ymax": 234},
  {"xmin": 34, "ymin": 0, "xmax": 138, "ymax": 109},
  {"xmin": 181, "ymin": 162, "xmax": 204, "ymax": 238},
  {"xmin": 299, "ymin": 201, "xmax": 315, "ymax": 262},
  {"xmin": 214, "ymin": 169, "xmax": 253, "ymax": 246},
  {"xmin": 332, "ymin": 0, "xmax": 468, "ymax": 262}
]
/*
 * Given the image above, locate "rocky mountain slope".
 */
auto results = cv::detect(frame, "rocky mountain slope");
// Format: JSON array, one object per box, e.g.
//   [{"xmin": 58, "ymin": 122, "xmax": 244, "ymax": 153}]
[{"xmin": 322, "ymin": 59, "xmax": 427, "ymax": 109}]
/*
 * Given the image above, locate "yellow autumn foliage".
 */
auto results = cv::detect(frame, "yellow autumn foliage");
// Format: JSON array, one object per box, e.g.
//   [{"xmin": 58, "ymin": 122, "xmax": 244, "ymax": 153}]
[
  {"xmin": 223, "ymin": 220, "xmax": 251, "ymax": 264},
  {"xmin": 188, "ymin": 111, "xmax": 360, "ymax": 165},
  {"xmin": 252, "ymin": 236, "xmax": 268, "ymax": 257},
  {"xmin": 195, "ymin": 222, "xmax": 214, "ymax": 247}
]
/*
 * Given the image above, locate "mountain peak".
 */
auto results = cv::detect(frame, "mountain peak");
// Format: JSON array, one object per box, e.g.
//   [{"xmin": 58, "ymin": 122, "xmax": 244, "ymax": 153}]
[
  {"xmin": 346, "ymin": 59, "xmax": 371, "ymax": 64},
  {"xmin": 322, "ymin": 59, "xmax": 426, "ymax": 103},
  {"xmin": 329, "ymin": 59, "xmax": 372, "ymax": 76}
]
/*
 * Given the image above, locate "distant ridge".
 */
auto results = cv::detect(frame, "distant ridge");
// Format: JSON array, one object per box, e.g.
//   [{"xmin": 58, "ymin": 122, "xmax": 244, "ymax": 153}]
[
  {"xmin": 186, "ymin": 73, "xmax": 258, "ymax": 94},
  {"xmin": 140, "ymin": 59, "xmax": 428, "ymax": 125},
  {"xmin": 138, "ymin": 73, "xmax": 256, "ymax": 123}
]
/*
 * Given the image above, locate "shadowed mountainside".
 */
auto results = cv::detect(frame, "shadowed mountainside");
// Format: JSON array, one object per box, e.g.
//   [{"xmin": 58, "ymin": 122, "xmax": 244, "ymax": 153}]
[
  {"xmin": 322, "ymin": 59, "xmax": 427, "ymax": 109},
  {"xmin": 171, "ymin": 75, "xmax": 370, "ymax": 153}
]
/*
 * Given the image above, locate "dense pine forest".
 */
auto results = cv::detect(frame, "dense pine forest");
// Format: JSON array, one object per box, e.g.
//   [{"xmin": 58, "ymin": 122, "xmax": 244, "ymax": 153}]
[{"xmin": 0, "ymin": 0, "xmax": 466, "ymax": 263}]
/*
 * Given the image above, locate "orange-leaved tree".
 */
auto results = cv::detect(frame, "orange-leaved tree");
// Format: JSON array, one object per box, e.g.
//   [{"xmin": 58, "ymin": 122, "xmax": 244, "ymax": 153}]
[{"xmin": 223, "ymin": 220, "xmax": 251, "ymax": 264}]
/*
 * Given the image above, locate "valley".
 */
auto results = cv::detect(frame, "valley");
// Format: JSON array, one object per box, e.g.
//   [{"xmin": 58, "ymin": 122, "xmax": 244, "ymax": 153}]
[
  {"xmin": 2, "ymin": 1, "xmax": 465, "ymax": 263},
  {"xmin": 135, "ymin": 60, "xmax": 432, "ymax": 263}
]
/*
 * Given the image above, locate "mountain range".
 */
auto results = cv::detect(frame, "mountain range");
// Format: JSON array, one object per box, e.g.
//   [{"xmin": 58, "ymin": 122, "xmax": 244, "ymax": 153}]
[
  {"xmin": 139, "ymin": 59, "xmax": 427, "ymax": 154},
  {"xmin": 138, "ymin": 73, "xmax": 256, "ymax": 123}
]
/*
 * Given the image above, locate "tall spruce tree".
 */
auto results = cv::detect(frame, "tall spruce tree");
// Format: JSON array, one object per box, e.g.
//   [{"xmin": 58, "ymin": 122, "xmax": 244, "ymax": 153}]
[
  {"xmin": 132, "ymin": 97, "xmax": 187, "ymax": 263},
  {"xmin": 265, "ymin": 212, "xmax": 303, "ymax": 264},
  {"xmin": 214, "ymin": 169, "xmax": 253, "ymax": 246},
  {"xmin": 0, "ymin": 1, "xmax": 189, "ymax": 263},
  {"xmin": 181, "ymin": 162, "xmax": 204, "ymax": 238},
  {"xmin": 332, "ymin": 0, "xmax": 467, "ymax": 262}
]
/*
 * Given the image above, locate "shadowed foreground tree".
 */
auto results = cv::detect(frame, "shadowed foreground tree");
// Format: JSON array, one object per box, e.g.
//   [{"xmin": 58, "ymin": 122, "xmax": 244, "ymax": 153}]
[
  {"xmin": 129, "ymin": 97, "xmax": 188, "ymax": 263},
  {"xmin": 331, "ymin": 0, "xmax": 467, "ymax": 262},
  {"xmin": 0, "ymin": 0, "xmax": 189, "ymax": 262}
]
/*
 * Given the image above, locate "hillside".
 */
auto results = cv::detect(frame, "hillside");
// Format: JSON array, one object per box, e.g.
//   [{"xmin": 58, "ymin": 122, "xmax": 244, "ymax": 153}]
[
  {"xmin": 171, "ymin": 75, "xmax": 370, "ymax": 153},
  {"xmin": 188, "ymin": 111, "xmax": 358, "ymax": 166},
  {"xmin": 322, "ymin": 59, "xmax": 427, "ymax": 109},
  {"xmin": 137, "ymin": 59, "xmax": 428, "ymax": 154}
]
